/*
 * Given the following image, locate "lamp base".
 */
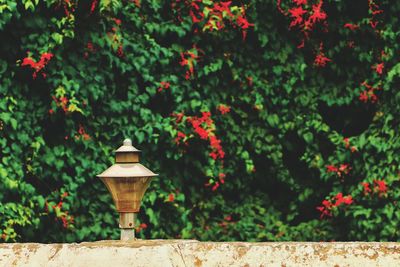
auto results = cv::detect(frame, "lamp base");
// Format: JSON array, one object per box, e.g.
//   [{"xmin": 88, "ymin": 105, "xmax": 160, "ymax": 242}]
[
  {"xmin": 120, "ymin": 229, "xmax": 135, "ymax": 241},
  {"xmin": 119, "ymin": 213, "xmax": 136, "ymax": 241}
]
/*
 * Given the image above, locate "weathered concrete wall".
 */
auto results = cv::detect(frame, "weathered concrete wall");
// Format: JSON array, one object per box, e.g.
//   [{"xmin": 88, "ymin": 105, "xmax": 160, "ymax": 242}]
[{"xmin": 1, "ymin": 240, "xmax": 400, "ymax": 267}]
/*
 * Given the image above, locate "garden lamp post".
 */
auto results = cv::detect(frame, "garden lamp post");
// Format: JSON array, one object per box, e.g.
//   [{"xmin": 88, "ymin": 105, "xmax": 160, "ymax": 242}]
[{"xmin": 97, "ymin": 139, "xmax": 158, "ymax": 240}]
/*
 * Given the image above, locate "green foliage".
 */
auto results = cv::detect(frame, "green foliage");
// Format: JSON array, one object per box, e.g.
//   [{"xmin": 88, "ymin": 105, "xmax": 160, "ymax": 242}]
[{"xmin": 0, "ymin": 0, "xmax": 400, "ymax": 242}]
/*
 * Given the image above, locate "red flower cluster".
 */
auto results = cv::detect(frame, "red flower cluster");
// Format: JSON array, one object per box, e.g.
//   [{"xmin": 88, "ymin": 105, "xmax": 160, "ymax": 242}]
[
  {"xmin": 314, "ymin": 43, "xmax": 331, "ymax": 67},
  {"xmin": 218, "ymin": 214, "xmax": 234, "ymax": 228},
  {"xmin": 107, "ymin": 18, "xmax": 124, "ymax": 58},
  {"xmin": 76, "ymin": 124, "xmax": 90, "ymax": 140},
  {"xmin": 288, "ymin": 6, "xmax": 307, "ymax": 28},
  {"xmin": 179, "ymin": 47, "xmax": 200, "ymax": 79},
  {"xmin": 174, "ymin": 0, "xmax": 253, "ymax": 40},
  {"xmin": 136, "ymin": 223, "xmax": 147, "ymax": 232},
  {"xmin": 171, "ymin": 111, "xmax": 225, "ymax": 191},
  {"xmin": 206, "ymin": 172, "xmax": 226, "ymax": 191},
  {"xmin": 209, "ymin": 135, "xmax": 224, "ymax": 160},
  {"xmin": 361, "ymin": 182, "xmax": 372, "ymax": 195},
  {"xmin": 362, "ymin": 180, "xmax": 388, "ymax": 197},
  {"xmin": 343, "ymin": 137, "xmax": 357, "ymax": 153},
  {"xmin": 317, "ymin": 193, "xmax": 353, "ymax": 219},
  {"xmin": 235, "ymin": 9, "xmax": 255, "ymax": 40},
  {"xmin": 187, "ymin": 112, "xmax": 210, "ymax": 140},
  {"xmin": 359, "ymin": 81, "xmax": 380, "ymax": 103},
  {"xmin": 45, "ymin": 191, "xmax": 74, "ymax": 228},
  {"xmin": 84, "ymin": 42, "xmax": 96, "ymax": 59},
  {"xmin": 172, "ymin": 112, "xmax": 184, "ymax": 123},
  {"xmin": 174, "ymin": 131, "xmax": 187, "ymax": 145},
  {"xmin": 158, "ymin": 81, "xmax": 170, "ymax": 92},
  {"xmin": 279, "ymin": 0, "xmax": 327, "ymax": 35},
  {"xmin": 334, "ymin": 192, "xmax": 353, "ymax": 206},
  {"xmin": 21, "ymin": 52, "xmax": 54, "ymax": 79},
  {"xmin": 217, "ymin": 104, "xmax": 231, "ymax": 115},
  {"xmin": 368, "ymin": 0, "xmax": 383, "ymax": 29},
  {"xmin": 314, "ymin": 52, "xmax": 331, "ymax": 67},
  {"xmin": 60, "ymin": 213, "xmax": 74, "ymax": 228},
  {"xmin": 52, "ymin": 95, "xmax": 69, "ymax": 113},
  {"xmin": 186, "ymin": 112, "xmax": 225, "ymax": 160},
  {"xmin": 326, "ymin": 163, "xmax": 351, "ymax": 177},
  {"xmin": 374, "ymin": 180, "xmax": 388, "ymax": 195}
]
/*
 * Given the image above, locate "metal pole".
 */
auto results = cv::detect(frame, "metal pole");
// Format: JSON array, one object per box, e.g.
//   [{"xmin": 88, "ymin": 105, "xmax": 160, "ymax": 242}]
[{"xmin": 119, "ymin": 213, "xmax": 136, "ymax": 240}]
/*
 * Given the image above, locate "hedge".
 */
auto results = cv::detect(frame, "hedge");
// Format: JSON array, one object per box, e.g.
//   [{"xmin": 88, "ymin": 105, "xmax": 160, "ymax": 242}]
[{"xmin": 1, "ymin": 0, "xmax": 400, "ymax": 242}]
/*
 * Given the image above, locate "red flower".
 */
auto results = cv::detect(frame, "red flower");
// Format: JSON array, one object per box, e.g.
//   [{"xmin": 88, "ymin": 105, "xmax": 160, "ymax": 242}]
[
  {"xmin": 333, "ymin": 193, "xmax": 353, "ymax": 206},
  {"xmin": 372, "ymin": 63, "xmax": 384, "ymax": 75},
  {"xmin": 179, "ymin": 50, "xmax": 199, "ymax": 79},
  {"xmin": 77, "ymin": 124, "xmax": 90, "ymax": 140},
  {"xmin": 317, "ymin": 192, "xmax": 352, "ymax": 219},
  {"xmin": 174, "ymin": 131, "xmax": 186, "ymax": 144},
  {"xmin": 217, "ymin": 104, "xmax": 231, "ymax": 115},
  {"xmin": 374, "ymin": 179, "xmax": 387, "ymax": 195},
  {"xmin": 308, "ymin": 1, "xmax": 327, "ymax": 25},
  {"xmin": 339, "ymin": 164, "xmax": 349, "ymax": 172},
  {"xmin": 326, "ymin": 164, "xmax": 350, "ymax": 177},
  {"xmin": 213, "ymin": 1, "xmax": 232, "ymax": 15},
  {"xmin": 201, "ymin": 111, "xmax": 211, "ymax": 119},
  {"xmin": 236, "ymin": 15, "xmax": 254, "ymax": 40},
  {"xmin": 21, "ymin": 52, "xmax": 54, "ymax": 79},
  {"xmin": 87, "ymin": 42, "xmax": 95, "ymax": 52},
  {"xmin": 326, "ymin": 165, "xmax": 338, "ymax": 173},
  {"xmin": 136, "ymin": 223, "xmax": 148, "ymax": 232},
  {"xmin": 369, "ymin": 20, "xmax": 378, "ymax": 29},
  {"xmin": 158, "ymin": 81, "xmax": 170, "ymax": 92},
  {"xmin": 344, "ymin": 23, "xmax": 359, "ymax": 31},
  {"xmin": 316, "ymin": 199, "xmax": 333, "ymax": 219},
  {"xmin": 194, "ymin": 126, "xmax": 209, "ymax": 140},
  {"xmin": 288, "ymin": 6, "xmax": 307, "ymax": 28},
  {"xmin": 314, "ymin": 52, "xmax": 331, "ymax": 67},
  {"xmin": 359, "ymin": 91, "xmax": 369, "ymax": 102},
  {"xmin": 361, "ymin": 182, "xmax": 372, "ymax": 195},
  {"xmin": 90, "ymin": 0, "xmax": 98, "ymax": 13},
  {"xmin": 61, "ymin": 215, "xmax": 69, "ymax": 228},
  {"xmin": 168, "ymin": 193, "xmax": 175, "ymax": 202},
  {"xmin": 368, "ymin": 0, "xmax": 383, "ymax": 16},
  {"xmin": 212, "ymin": 182, "xmax": 220, "ymax": 191}
]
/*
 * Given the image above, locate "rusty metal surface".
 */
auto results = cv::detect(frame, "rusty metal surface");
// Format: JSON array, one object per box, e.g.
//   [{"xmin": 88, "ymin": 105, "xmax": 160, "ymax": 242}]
[{"xmin": 1, "ymin": 241, "xmax": 400, "ymax": 267}]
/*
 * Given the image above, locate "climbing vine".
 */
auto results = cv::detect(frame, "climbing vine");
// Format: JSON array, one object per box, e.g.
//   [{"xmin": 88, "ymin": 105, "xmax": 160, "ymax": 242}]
[{"xmin": 0, "ymin": 0, "xmax": 400, "ymax": 243}]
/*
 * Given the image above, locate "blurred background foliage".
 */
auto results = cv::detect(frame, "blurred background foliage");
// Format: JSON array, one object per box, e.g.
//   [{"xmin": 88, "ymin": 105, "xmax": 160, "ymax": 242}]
[{"xmin": 0, "ymin": 0, "xmax": 400, "ymax": 242}]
